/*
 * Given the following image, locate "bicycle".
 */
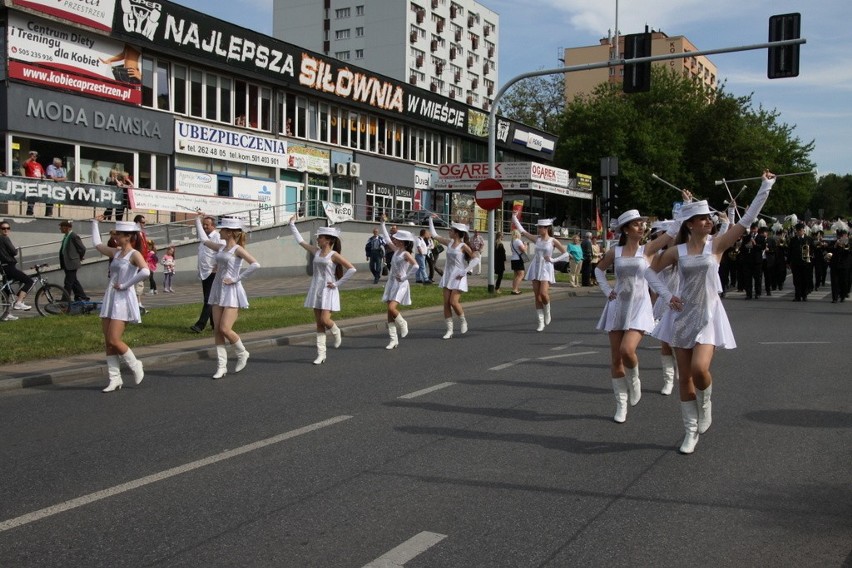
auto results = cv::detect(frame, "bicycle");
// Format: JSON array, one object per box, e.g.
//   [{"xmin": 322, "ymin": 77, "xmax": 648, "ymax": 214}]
[{"xmin": 0, "ymin": 263, "xmax": 71, "ymax": 318}]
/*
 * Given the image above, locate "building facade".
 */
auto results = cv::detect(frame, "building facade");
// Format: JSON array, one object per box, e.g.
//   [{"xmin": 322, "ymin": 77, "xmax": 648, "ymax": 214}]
[
  {"xmin": 273, "ymin": 0, "xmax": 498, "ymax": 111},
  {"xmin": 1, "ymin": 0, "xmax": 580, "ymax": 227},
  {"xmin": 562, "ymin": 30, "xmax": 717, "ymax": 101}
]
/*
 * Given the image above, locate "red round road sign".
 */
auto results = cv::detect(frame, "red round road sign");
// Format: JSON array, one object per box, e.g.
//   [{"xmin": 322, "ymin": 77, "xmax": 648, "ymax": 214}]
[{"xmin": 475, "ymin": 178, "xmax": 503, "ymax": 210}]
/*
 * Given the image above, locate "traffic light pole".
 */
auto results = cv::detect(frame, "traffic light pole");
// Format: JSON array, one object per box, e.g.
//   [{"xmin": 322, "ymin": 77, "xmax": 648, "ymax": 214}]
[{"xmin": 485, "ymin": 35, "xmax": 805, "ymax": 291}]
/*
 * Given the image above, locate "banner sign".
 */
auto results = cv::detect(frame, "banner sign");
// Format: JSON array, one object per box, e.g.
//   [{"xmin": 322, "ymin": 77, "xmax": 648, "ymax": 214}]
[
  {"xmin": 286, "ymin": 144, "xmax": 330, "ymax": 175},
  {"xmin": 128, "ymin": 188, "xmax": 260, "ymax": 220},
  {"xmin": 176, "ymin": 120, "xmax": 288, "ymax": 167},
  {"xmin": 174, "ymin": 169, "xmax": 217, "ymax": 196},
  {"xmin": 7, "ymin": 13, "xmax": 142, "ymax": 104},
  {"xmin": 322, "ymin": 200, "xmax": 354, "ymax": 225},
  {"xmin": 438, "ymin": 162, "xmax": 570, "ymax": 186},
  {"xmin": 0, "ymin": 176, "xmax": 123, "ymax": 207},
  {"xmin": 12, "ymin": 0, "xmax": 117, "ymax": 32}
]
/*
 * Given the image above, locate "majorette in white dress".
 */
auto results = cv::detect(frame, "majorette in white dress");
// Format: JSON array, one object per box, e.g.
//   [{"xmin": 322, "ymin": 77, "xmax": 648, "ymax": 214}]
[
  {"xmin": 525, "ymin": 238, "xmax": 557, "ymax": 283},
  {"xmin": 100, "ymin": 249, "xmax": 143, "ymax": 323},
  {"xmin": 439, "ymin": 242, "xmax": 469, "ymax": 292},
  {"xmin": 597, "ymin": 245, "xmax": 655, "ymax": 333},
  {"xmin": 209, "ymin": 245, "xmax": 250, "ymax": 309},
  {"xmin": 305, "ymin": 250, "xmax": 342, "ymax": 311},
  {"xmin": 652, "ymin": 241, "xmax": 736, "ymax": 349},
  {"xmin": 382, "ymin": 249, "xmax": 413, "ymax": 305}
]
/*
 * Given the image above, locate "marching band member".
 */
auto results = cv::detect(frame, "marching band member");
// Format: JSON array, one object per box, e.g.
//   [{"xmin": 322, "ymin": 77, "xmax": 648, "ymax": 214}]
[
  {"xmin": 379, "ymin": 219, "xmax": 418, "ymax": 349},
  {"xmin": 428, "ymin": 216, "xmax": 479, "ymax": 339}
]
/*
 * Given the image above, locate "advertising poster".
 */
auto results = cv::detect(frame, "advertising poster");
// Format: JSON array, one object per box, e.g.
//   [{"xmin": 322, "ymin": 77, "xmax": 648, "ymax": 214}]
[
  {"xmin": 175, "ymin": 120, "xmax": 289, "ymax": 168},
  {"xmin": 7, "ymin": 13, "xmax": 141, "ymax": 104},
  {"xmin": 12, "ymin": 0, "xmax": 118, "ymax": 32}
]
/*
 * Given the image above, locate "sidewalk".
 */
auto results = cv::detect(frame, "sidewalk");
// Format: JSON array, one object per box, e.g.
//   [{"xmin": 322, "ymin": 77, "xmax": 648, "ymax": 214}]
[{"xmin": 0, "ymin": 272, "xmax": 599, "ymax": 392}]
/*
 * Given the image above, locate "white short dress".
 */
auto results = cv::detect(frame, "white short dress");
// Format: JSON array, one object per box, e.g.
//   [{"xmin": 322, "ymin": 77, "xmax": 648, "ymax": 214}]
[
  {"xmin": 382, "ymin": 250, "xmax": 413, "ymax": 305},
  {"xmin": 100, "ymin": 249, "xmax": 142, "ymax": 323},
  {"xmin": 596, "ymin": 245, "xmax": 655, "ymax": 333},
  {"xmin": 305, "ymin": 250, "xmax": 341, "ymax": 311},
  {"xmin": 209, "ymin": 245, "xmax": 249, "ymax": 309},
  {"xmin": 439, "ymin": 242, "xmax": 469, "ymax": 292},
  {"xmin": 525, "ymin": 238, "xmax": 556, "ymax": 283},
  {"xmin": 652, "ymin": 241, "xmax": 736, "ymax": 349},
  {"xmin": 652, "ymin": 261, "xmax": 680, "ymax": 321}
]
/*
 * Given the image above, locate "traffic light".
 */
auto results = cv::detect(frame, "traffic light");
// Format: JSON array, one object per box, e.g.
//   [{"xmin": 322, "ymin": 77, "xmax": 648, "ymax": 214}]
[
  {"xmin": 768, "ymin": 13, "xmax": 801, "ymax": 79},
  {"xmin": 601, "ymin": 185, "xmax": 619, "ymax": 215},
  {"xmin": 623, "ymin": 32, "xmax": 652, "ymax": 93}
]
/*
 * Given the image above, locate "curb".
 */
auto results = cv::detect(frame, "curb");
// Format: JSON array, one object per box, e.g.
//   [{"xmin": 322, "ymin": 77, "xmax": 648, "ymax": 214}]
[{"xmin": 0, "ymin": 287, "xmax": 597, "ymax": 391}]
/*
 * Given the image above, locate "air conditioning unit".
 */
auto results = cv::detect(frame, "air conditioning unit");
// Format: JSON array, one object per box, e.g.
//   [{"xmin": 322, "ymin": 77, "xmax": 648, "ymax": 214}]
[
  {"xmin": 348, "ymin": 162, "xmax": 361, "ymax": 177},
  {"xmin": 335, "ymin": 163, "xmax": 348, "ymax": 176}
]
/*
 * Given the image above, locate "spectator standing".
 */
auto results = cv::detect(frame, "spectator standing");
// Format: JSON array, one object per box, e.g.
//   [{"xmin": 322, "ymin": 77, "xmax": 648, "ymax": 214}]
[
  {"xmin": 581, "ymin": 232, "xmax": 593, "ymax": 286},
  {"xmin": 567, "ymin": 234, "xmax": 584, "ymax": 288},
  {"xmin": 493, "ymin": 232, "xmax": 506, "ymax": 292},
  {"xmin": 0, "ymin": 221, "xmax": 35, "ymax": 318},
  {"xmin": 365, "ymin": 228, "xmax": 385, "ymax": 284},
  {"xmin": 145, "ymin": 239, "xmax": 158, "ymax": 295},
  {"xmin": 58, "ymin": 220, "xmax": 89, "ymax": 301},
  {"xmin": 23, "ymin": 151, "xmax": 46, "ymax": 216},
  {"xmin": 509, "ymin": 229, "xmax": 526, "ymax": 295},
  {"xmin": 590, "ymin": 235, "xmax": 603, "ymax": 285},
  {"xmin": 191, "ymin": 215, "xmax": 221, "ymax": 332},
  {"xmin": 103, "ymin": 169, "xmax": 120, "ymax": 220},
  {"xmin": 414, "ymin": 229, "xmax": 430, "ymax": 284},
  {"xmin": 44, "ymin": 157, "xmax": 67, "ymax": 217},
  {"xmin": 88, "ymin": 160, "xmax": 103, "ymax": 184},
  {"xmin": 161, "ymin": 245, "xmax": 176, "ymax": 292}
]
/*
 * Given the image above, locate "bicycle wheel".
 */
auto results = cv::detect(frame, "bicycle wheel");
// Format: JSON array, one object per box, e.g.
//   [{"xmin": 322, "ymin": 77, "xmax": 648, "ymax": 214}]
[
  {"xmin": 0, "ymin": 287, "xmax": 12, "ymax": 320},
  {"xmin": 34, "ymin": 284, "xmax": 71, "ymax": 316}
]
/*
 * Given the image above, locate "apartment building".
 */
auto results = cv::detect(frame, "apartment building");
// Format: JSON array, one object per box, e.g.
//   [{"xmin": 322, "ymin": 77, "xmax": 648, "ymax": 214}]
[
  {"xmin": 562, "ymin": 30, "xmax": 717, "ymax": 101},
  {"xmin": 273, "ymin": 0, "xmax": 499, "ymax": 110}
]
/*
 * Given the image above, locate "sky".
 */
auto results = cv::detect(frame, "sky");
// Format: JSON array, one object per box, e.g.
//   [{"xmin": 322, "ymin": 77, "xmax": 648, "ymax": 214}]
[{"xmin": 176, "ymin": 0, "xmax": 851, "ymax": 177}]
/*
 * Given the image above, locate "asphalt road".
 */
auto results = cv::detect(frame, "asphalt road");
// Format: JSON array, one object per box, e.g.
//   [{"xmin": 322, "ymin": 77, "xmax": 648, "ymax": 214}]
[{"xmin": 1, "ymin": 288, "xmax": 850, "ymax": 567}]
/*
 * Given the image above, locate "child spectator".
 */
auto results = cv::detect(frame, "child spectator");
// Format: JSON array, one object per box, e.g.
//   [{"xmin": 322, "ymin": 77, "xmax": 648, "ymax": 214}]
[
  {"xmin": 145, "ymin": 239, "xmax": 158, "ymax": 295},
  {"xmin": 161, "ymin": 245, "xmax": 176, "ymax": 292}
]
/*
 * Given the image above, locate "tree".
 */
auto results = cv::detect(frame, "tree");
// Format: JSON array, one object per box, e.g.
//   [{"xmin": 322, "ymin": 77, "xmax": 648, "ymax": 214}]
[
  {"xmin": 498, "ymin": 72, "xmax": 565, "ymax": 133},
  {"xmin": 812, "ymin": 174, "xmax": 851, "ymax": 219},
  {"xmin": 553, "ymin": 67, "xmax": 817, "ymax": 220}
]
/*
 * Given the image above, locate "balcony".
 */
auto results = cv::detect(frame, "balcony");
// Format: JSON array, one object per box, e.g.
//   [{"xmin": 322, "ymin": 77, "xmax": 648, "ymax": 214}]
[
  {"xmin": 466, "ymin": 95, "xmax": 473, "ymax": 105},
  {"xmin": 466, "ymin": 56, "xmax": 473, "ymax": 68},
  {"xmin": 416, "ymin": 10, "xmax": 424, "ymax": 24},
  {"xmin": 467, "ymin": 16, "xmax": 474, "ymax": 28},
  {"xmin": 416, "ymin": 55, "xmax": 424, "ymax": 68},
  {"xmin": 449, "ymin": 48, "xmax": 456, "ymax": 60},
  {"xmin": 410, "ymin": 31, "xmax": 418, "ymax": 43},
  {"xmin": 409, "ymin": 75, "xmax": 417, "ymax": 85},
  {"xmin": 431, "ymin": 39, "xmax": 438, "ymax": 52}
]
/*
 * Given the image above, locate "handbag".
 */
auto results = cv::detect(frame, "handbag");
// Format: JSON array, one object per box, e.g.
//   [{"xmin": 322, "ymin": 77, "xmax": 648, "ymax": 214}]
[
  {"xmin": 434, "ymin": 243, "xmax": 445, "ymax": 255},
  {"xmin": 512, "ymin": 241, "xmax": 530, "ymax": 263}
]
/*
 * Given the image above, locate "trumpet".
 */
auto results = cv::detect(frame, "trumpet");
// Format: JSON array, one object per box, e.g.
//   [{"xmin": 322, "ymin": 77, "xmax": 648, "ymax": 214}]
[{"xmin": 713, "ymin": 171, "xmax": 816, "ymax": 186}]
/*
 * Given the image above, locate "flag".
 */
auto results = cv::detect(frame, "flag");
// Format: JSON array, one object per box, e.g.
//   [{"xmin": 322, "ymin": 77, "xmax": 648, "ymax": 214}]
[{"xmin": 595, "ymin": 207, "xmax": 603, "ymax": 237}]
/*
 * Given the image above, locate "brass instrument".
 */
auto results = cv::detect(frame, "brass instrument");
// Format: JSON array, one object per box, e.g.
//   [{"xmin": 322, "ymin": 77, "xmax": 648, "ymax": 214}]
[{"xmin": 801, "ymin": 243, "xmax": 811, "ymax": 263}]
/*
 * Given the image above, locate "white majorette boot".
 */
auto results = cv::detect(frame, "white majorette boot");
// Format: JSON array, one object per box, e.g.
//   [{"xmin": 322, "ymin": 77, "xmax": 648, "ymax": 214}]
[
  {"xmin": 611, "ymin": 378, "xmax": 629, "ymax": 423},
  {"xmin": 660, "ymin": 354, "xmax": 675, "ymax": 396},
  {"xmin": 212, "ymin": 345, "xmax": 228, "ymax": 379},
  {"xmin": 679, "ymin": 400, "xmax": 700, "ymax": 454},
  {"xmin": 536, "ymin": 309, "xmax": 545, "ymax": 332},
  {"xmin": 696, "ymin": 384, "xmax": 712, "ymax": 434},
  {"xmin": 234, "ymin": 339, "xmax": 250, "ymax": 373},
  {"xmin": 459, "ymin": 316, "xmax": 468, "ymax": 334},
  {"xmin": 395, "ymin": 314, "xmax": 409, "ymax": 338},
  {"xmin": 543, "ymin": 303, "xmax": 552, "ymax": 325},
  {"xmin": 330, "ymin": 324, "xmax": 342, "ymax": 348},
  {"xmin": 313, "ymin": 333, "xmax": 327, "ymax": 365},
  {"xmin": 102, "ymin": 355, "xmax": 123, "ymax": 393},
  {"xmin": 120, "ymin": 349, "xmax": 144, "ymax": 385},
  {"xmin": 442, "ymin": 318, "xmax": 454, "ymax": 340},
  {"xmin": 626, "ymin": 365, "xmax": 642, "ymax": 406},
  {"xmin": 386, "ymin": 322, "xmax": 399, "ymax": 349}
]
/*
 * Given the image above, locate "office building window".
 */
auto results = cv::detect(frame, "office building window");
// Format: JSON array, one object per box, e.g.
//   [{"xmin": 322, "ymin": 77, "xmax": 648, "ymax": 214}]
[
  {"xmin": 356, "ymin": 27, "xmax": 364, "ymax": 37},
  {"xmin": 356, "ymin": 5, "xmax": 364, "ymax": 16},
  {"xmin": 335, "ymin": 7, "xmax": 350, "ymax": 18},
  {"xmin": 335, "ymin": 29, "xmax": 351, "ymax": 40}
]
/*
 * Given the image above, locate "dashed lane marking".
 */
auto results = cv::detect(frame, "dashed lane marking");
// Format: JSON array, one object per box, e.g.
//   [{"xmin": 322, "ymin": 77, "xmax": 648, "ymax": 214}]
[
  {"xmin": 398, "ymin": 382, "xmax": 456, "ymax": 399},
  {"xmin": 362, "ymin": 531, "xmax": 448, "ymax": 567}
]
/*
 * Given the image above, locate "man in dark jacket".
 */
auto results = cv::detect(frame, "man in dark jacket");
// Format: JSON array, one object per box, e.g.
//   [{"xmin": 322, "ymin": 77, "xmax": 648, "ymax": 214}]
[
  {"xmin": 59, "ymin": 220, "xmax": 89, "ymax": 301},
  {"xmin": 788, "ymin": 222, "xmax": 813, "ymax": 302}
]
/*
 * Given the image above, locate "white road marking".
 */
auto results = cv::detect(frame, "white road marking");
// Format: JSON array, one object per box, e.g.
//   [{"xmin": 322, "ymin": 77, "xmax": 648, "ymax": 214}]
[
  {"xmin": 488, "ymin": 358, "xmax": 529, "ymax": 371},
  {"xmin": 551, "ymin": 341, "xmax": 584, "ymax": 351},
  {"xmin": 362, "ymin": 531, "xmax": 448, "ymax": 567},
  {"xmin": 398, "ymin": 382, "xmax": 456, "ymax": 399},
  {"xmin": 759, "ymin": 341, "xmax": 831, "ymax": 345},
  {"xmin": 0, "ymin": 415, "xmax": 353, "ymax": 533},
  {"xmin": 538, "ymin": 351, "xmax": 598, "ymax": 361}
]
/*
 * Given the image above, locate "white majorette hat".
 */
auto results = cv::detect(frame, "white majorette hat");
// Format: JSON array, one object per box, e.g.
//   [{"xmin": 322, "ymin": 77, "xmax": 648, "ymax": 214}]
[
  {"xmin": 115, "ymin": 221, "xmax": 142, "ymax": 232},
  {"xmin": 450, "ymin": 222, "xmax": 469, "ymax": 234},
  {"xmin": 392, "ymin": 229, "xmax": 415, "ymax": 242},
  {"xmin": 216, "ymin": 217, "xmax": 244, "ymax": 230},
  {"xmin": 536, "ymin": 218, "xmax": 554, "ymax": 227},
  {"xmin": 677, "ymin": 200, "xmax": 712, "ymax": 221},
  {"xmin": 611, "ymin": 209, "xmax": 647, "ymax": 230},
  {"xmin": 316, "ymin": 226, "xmax": 341, "ymax": 238}
]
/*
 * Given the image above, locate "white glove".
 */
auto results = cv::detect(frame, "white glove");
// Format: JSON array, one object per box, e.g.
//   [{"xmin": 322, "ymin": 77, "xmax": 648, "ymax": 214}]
[
  {"xmin": 333, "ymin": 267, "xmax": 357, "ymax": 288},
  {"xmin": 595, "ymin": 267, "xmax": 612, "ymax": 296},
  {"xmin": 738, "ymin": 176, "xmax": 776, "ymax": 228},
  {"xmin": 119, "ymin": 267, "xmax": 150, "ymax": 290},
  {"xmin": 644, "ymin": 266, "xmax": 673, "ymax": 304},
  {"xmin": 235, "ymin": 261, "xmax": 260, "ymax": 282},
  {"xmin": 290, "ymin": 220, "xmax": 305, "ymax": 244},
  {"xmin": 91, "ymin": 220, "xmax": 103, "ymax": 247}
]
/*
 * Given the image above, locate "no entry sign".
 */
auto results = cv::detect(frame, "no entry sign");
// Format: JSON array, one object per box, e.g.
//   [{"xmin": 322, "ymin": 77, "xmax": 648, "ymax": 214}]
[{"xmin": 475, "ymin": 178, "xmax": 503, "ymax": 210}]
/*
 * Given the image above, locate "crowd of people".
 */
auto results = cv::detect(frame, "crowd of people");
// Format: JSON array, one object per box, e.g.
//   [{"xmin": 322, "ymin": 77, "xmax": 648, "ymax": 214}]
[{"xmin": 3, "ymin": 173, "xmax": 850, "ymax": 457}]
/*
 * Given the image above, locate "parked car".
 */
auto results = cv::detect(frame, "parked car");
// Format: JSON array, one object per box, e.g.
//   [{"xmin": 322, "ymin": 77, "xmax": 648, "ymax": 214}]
[{"xmin": 392, "ymin": 209, "xmax": 447, "ymax": 227}]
